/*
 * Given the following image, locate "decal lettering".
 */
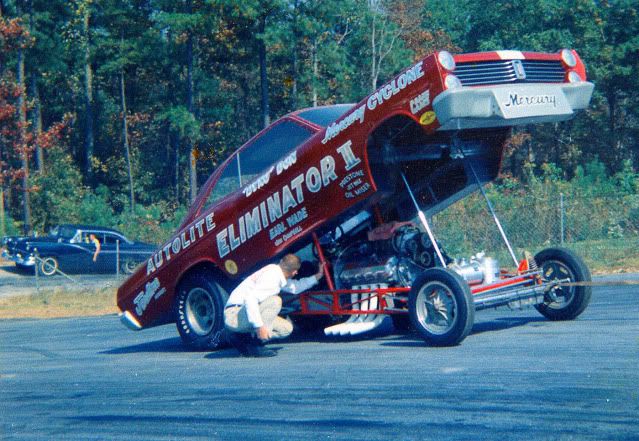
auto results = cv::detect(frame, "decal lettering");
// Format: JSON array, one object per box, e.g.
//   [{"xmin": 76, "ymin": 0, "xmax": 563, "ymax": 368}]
[
  {"xmin": 322, "ymin": 104, "xmax": 366, "ymax": 144},
  {"xmin": 306, "ymin": 167, "xmax": 322, "ymax": 193},
  {"xmin": 133, "ymin": 278, "xmax": 166, "ymax": 316},
  {"xmin": 419, "ymin": 111, "xmax": 437, "ymax": 126},
  {"xmin": 147, "ymin": 212, "xmax": 216, "ymax": 275},
  {"xmin": 367, "ymin": 61, "xmax": 424, "ymax": 111},
  {"xmin": 504, "ymin": 93, "xmax": 557, "ymax": 108},
  {"xmin": 410, "ymin": 90, "xmax": 431, "ymax": 114},
  {"xmin": 321, "ymin": 61, "xmax": 424, "ymax": 145},
  {"xmin": 217, "ymin": 149, "xmax": 346, "ymax": 259},
  {"xmin": 243, "ymin": 166, "xmax": 274, "ymax": 197},
  {"xmin": 336, "ymin": 141, "xmax": 362, "ymax": 171},
  {"xmin": 339, "ymin": 170, "xmax": 365, "ymax": 188},
  {"xmin": 286, "ymin": 207, "xmax": 308, "ymax": 228},
  {"xmin": 276, "ymin": 151, "xmax": 297, "ymax": 175}
]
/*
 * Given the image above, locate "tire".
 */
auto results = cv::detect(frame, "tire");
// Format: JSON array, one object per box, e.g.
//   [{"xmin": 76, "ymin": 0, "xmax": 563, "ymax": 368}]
[
  {"xmin": 174, "ymin": 273, "xmax": 229, "ymax": 350},
  {"xmin": 534, "ymin": 247, "xmax": 591, "ymax": 321},
  {"xmin": 409, "ymin": 268, "xmax": 475, "ymax": 346},
  {"xmin": 39, "ymin": 256, "xmax": 59, "ymax": 277},
  {"xmin": 120, "ymin": 259, "xmax": 138, "ymax": 275}
]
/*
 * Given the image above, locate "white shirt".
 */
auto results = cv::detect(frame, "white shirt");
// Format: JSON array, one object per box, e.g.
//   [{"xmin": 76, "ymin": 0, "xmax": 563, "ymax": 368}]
[{"xmin": 226, "ymin": 263, "xmax": 318, "ymax": 328}]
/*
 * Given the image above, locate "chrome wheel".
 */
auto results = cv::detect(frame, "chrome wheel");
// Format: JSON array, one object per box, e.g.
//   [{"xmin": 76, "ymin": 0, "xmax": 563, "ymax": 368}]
[
  {"xmin": 121, "ymin": 259, "xmax": 138, "ymax": 274},
  {"xmin": 414, "ymin": 280, "xmax": 459, "ymax": 336},
  {"xmin": 534, "ymin": 248, "xmax": 591, "ymax": 321},
  {"xmin": 40, "ymin": 257, "xmax": 58, "ymax": 276},
  {"xmin": 185, "ymin": 288, "xmax": 216, "ymax": 336},
  {"xmin": 541, "ymin": 259, "xmax": 576, "ymax": 310}
]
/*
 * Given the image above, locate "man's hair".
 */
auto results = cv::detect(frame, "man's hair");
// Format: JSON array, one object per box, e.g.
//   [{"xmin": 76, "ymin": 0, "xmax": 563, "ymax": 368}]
[{"xmin": 280, "ymin": 254, "xmax": 301, "ymax": 273}]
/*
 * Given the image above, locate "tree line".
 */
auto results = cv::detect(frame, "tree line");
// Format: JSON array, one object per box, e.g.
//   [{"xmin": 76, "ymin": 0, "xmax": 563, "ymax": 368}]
[{"xmin": 0, "ymin": 0, "xmax": 637, "ymax": 240}]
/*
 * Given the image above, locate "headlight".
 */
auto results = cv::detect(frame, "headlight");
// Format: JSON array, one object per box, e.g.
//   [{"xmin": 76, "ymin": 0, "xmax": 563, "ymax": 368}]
[
  {"xmin": 444, "ymin": 74, "xmax": 462, "ymax": 90},
  {"xmin": 438, "ymin": 51, "xmax": 456, "ymax": 71},
  {"xmin": 561, "ymin": 49, "xmax": 577, "ymax": 67},
  {"xmin": 568, "ymin": 71, "xmax": 583, "ymax": 83}
]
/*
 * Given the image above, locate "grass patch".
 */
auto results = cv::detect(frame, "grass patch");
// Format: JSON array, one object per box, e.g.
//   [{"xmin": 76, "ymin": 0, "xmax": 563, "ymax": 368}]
[{"xmin": 0, "ymin": 287, "xmax": 119, "ymax": 319}]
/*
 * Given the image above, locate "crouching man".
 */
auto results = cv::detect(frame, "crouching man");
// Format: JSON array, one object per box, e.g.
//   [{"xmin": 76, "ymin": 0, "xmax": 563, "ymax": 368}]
[{"xmin": 224, "ymin": 254, "xmax": 324, "ymax": 357}]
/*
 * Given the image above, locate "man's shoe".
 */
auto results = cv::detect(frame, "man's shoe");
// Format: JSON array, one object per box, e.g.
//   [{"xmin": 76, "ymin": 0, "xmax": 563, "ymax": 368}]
[{"xmin": 228, "ymin": 332, "xmax": 251, "ymax": 356}]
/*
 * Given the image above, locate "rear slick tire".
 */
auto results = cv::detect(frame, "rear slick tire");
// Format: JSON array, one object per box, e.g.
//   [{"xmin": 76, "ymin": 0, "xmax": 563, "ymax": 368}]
[
  {"xmin": 409, "ymin": 268, "xmax": 474, "ymax": 346},
  {"xmin": 174, "ymin": 273, "xmax": 228, "ymax": 350},
  {"xmin": 534, "ymin": 247, "xmax": 592, "ymax": 321}
]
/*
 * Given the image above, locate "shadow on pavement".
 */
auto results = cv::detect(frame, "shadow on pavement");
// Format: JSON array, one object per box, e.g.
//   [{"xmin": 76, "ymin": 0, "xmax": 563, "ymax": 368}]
[
  {"xmin": 1, "ymin": 264, "xmax": 33, "ymax": 276},
  {"xmin": 100, "ymin": 337, "xmax": 193, "ymax": 354},
  {"xmin": 379, "ymin": 316, "xmax": 547, "ymax": 347},
  {"xmin": 471, "ymin": 316, "xmax": 546, "ymax": 335}
]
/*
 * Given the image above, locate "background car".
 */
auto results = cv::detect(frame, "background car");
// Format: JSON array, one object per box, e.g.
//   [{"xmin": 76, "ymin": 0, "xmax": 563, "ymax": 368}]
[{"xmin": 3, "ymin": 224, "xmax": 155, "ymax": 276}]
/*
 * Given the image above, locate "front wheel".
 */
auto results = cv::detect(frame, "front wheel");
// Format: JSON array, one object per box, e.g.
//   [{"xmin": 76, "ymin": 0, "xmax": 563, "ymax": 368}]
[
  {"xmin": 174, "ymin": 273, "xmax": 228, "ymax": 350},
  {"xmin": 409, "ymin": 268, "xmax": 475, "ymax": 346},
  {"xmin": 39, "ymin": 256, "xmax": 59, "ymax": 277},
  {"xmin": 534, "ymin": 247, "xmax": 591, "ymax": 321},
  {"xmin": 120, "ymin": 258, "xmax": 139, "ymax": 275}
]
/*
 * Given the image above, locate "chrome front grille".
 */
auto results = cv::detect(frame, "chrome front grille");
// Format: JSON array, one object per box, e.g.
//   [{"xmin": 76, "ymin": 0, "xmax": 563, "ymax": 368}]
[{"xmin": 455, "ymin": 60, "xmax": 565, "ymax": 86}]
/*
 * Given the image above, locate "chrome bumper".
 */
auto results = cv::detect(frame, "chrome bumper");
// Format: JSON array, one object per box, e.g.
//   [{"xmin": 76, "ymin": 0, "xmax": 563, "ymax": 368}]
[
  {"xmin": 2, "ymin": 249, "xmax": 35, "ymax": 267},
  {"xmin": 119, "ymin": 310, "xmax": 143, "ymax": 331},
  {"xmin": 433, "ymin": 82, "xmax": 594, "ymax": 131}
]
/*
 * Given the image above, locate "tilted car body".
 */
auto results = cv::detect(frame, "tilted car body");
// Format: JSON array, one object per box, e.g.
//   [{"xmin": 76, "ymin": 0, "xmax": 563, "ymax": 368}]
[
  {"xmin": 117, "ymin": 49, "xmax": 594, "ymax": 348},
  {"xmin": 3, "ymin": 224, "xmax": 155, "ymax": 276}
]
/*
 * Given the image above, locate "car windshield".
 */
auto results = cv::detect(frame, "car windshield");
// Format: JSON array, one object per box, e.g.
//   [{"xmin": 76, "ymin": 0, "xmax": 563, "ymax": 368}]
[
  {"xmin": 52, "ymin": 226, "xmax": 77, "ymax": 239},
  {"xmin": 297, "ymin": 104, "xmax": 353, "ymax": 127},
  {"xmin": 205, "ymin": 120, "xmax": 313, "ymax": 206}
]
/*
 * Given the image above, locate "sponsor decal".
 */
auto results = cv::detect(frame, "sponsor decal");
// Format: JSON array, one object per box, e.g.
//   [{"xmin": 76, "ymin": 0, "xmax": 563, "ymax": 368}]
[
  {"xmin": 217, "ymin": 140, "xmax": 363, "ymax": 258},
  {"xmin": 367, "ymin": 61, "xmax": 424, "ymax": 111},
  {"xmin": 504, "ymin": 92, "xmax": 557, "ymax": 108},
  {"xmin": 322, "ymin": 104, "xmax": 366, "ymax": 144},
  {"xmin": 419, "ymin": 111, "xmax": 437, "ymax": 126},
  {"xmin": 146, "ymin": 212, "xmax": 216, "ymax": 275},
  {"xmin": 339, "ymin": 169, "xmax": 371, "ymax": 199},
  {"xmin": 133, "ymin": 277, "xmax": 166, "ymax": 316},
  {"xmin": 243, "ymin": 167, "xmax": 274, "ymax": 197},
  {"xmin": 225, "ymin": 260, "xmax": 238, "ymax": 275},
  {"xmin": 321, "ymin": 60, "xmax": 425, "ymax": 145},
  {"xmin": 276, "ymin": 150, "xmax": 297, "ymax": 175},
  {"xmin": 410, "ymin": 89, "xmax": 430, "ymax": 115},
  {"xmin": 243, "ymin": 151, "xmax": 299, "ymax": 198}
]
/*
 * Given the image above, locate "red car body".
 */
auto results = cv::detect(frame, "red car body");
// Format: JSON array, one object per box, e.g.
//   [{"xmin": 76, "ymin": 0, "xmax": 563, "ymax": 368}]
[{"xmin": 117, "ymin": 49, "xmax": 594, "ymax": 347}]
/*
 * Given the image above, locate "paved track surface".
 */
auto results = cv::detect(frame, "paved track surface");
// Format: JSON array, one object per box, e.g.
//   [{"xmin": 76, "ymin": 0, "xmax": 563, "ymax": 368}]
[
  {"xmin": 1, "ymin": 276, "xmax": 638, "ymax": 441},
  {"xmin": 0, "ymin": 263, "xmax": 121, "ymax": 298}
]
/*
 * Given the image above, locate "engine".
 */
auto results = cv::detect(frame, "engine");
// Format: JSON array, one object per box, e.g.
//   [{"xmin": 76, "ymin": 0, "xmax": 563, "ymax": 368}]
[{"xmin": 333, "ymin": 223, "xmax": 500, "ymax": 288}]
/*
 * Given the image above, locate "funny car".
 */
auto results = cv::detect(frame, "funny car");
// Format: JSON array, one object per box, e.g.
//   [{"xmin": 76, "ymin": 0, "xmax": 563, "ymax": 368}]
[
  {"xmin": 4, "ymin": 224, "xmax": 155, "ymax": 276},
  {"xmin": 117, "ymin": 49, "xmax": 594, "ymax": 348}
]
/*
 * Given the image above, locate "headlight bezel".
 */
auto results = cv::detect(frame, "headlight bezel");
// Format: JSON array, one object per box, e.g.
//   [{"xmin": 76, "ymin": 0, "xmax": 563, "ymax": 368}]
[
  {"xmin": 568, "ymin": 71, "xmax": 583, "ymax": 83},
  {"xmin": 438, "ymin": 51, "xmax": 456, "ymax": 72},
  {"xmin": 561, "ymin": 49, "xmax": 577, "ymax": 68},
  {"xmin": 444, "ymin": 74, "xmax": 462, "ymax": 90}
]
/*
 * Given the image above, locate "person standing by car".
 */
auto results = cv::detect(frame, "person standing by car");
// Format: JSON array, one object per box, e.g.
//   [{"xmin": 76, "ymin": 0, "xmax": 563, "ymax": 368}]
[
  {"xmin": 224, "ymin": 254, "xmax": 324, "ymax": 357},
  {"xmin": 89, "ymin": 234, "xmax": 101, "ymax": 262}
]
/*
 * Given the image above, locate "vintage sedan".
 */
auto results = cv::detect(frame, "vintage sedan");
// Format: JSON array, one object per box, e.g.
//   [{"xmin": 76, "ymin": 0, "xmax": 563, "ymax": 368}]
[
  {"xmin": 4, "ymin": 224, "xmax": 155, "ymax": 276},
  {"xmin": 117, "ymin": 49, "xmax": 594, "ymax": 349}
]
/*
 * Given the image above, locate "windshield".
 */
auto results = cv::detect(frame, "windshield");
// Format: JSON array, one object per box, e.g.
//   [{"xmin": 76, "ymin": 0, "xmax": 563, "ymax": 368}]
[
  {"xmin": 54, "ymin": 226, "xmax": 78, "ymax": 239},
  {"xmin": 297, "ymin": 105, "xmax": 353, "ymax": 127},
  {"xmin": 205, "ymin": 120, "xmax": 313, "ymax": 206}
]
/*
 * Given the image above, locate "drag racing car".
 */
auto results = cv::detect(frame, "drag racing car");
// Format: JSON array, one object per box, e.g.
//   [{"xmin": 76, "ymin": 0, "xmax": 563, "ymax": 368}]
[{"xmin": 117, "ymin": 49, "xmax": 594, "ymax": 348}]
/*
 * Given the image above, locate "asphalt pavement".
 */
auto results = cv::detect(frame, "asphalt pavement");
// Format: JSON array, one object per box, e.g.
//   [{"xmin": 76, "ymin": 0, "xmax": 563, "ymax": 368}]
[
  {"xmin": 0, "ymin": 262, "xmax": 121, "ymax": 297},
  {"xmin": 1, "ymin": 276, "xmax": 638, "ymax": 441}
]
